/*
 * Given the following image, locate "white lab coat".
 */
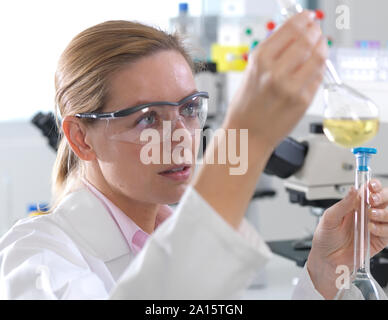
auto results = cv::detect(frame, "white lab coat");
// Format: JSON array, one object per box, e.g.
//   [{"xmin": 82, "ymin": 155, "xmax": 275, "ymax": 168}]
[
  {"xmin": 0, "ymin": 181, "xmax": 334, "ymax": 299},
  {"xmin": 0, "ymin": 184, "xmax": 322, "ymax": 300}
]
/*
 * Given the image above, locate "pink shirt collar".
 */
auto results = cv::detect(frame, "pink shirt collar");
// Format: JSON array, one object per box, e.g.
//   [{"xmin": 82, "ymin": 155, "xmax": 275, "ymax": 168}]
[{"xmin": 82, "ymin": 179, "xmax": 173, "ymax": 256}]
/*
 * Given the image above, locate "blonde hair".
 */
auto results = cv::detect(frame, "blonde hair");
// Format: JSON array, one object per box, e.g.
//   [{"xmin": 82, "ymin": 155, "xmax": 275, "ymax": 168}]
[{"xmin": 52, "ymin": 20, "xmax": 194, "ymax": 209}]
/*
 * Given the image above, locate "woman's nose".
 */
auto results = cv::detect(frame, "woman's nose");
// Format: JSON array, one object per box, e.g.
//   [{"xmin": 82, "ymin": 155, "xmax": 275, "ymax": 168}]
[{"xmin": 173, "ymin": 116, "xmax": 186, "ymax": 130}]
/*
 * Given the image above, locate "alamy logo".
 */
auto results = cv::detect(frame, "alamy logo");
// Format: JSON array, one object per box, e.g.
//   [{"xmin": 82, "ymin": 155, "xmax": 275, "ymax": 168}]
[
  {"xmin": 336, "ymin": 5, "xmax": 351, "ymax": 30},
  {"xmin": 336, "ymin": 265, "xmax": 350, "ymax": 290},
  {"xmin": 139, "ymin": 123, "xmax": 249, "ymax": 176}
]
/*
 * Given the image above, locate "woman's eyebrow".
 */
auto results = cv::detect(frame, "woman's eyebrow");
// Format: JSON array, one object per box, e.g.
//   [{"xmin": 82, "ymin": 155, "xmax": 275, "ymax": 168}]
[{"xmin": 128, "ymin": 90, "xmax": 200, "ymax": 107}]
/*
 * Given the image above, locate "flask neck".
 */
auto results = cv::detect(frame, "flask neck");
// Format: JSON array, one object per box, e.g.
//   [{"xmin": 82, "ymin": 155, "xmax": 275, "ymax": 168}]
[
  {"xmin": 353, "ymin": 168, "xmax": 372, "ymax": 275},
  {"xmin": 277, "ymin": 1, "xmax": 343, "ymax": 88},
  {"xmin": 324, "ymin": 60, "xmax": 343, "ymax": 87},
  {"xmin": 279, "ymin": 2, "xmax": 303, "ymax": 19}
]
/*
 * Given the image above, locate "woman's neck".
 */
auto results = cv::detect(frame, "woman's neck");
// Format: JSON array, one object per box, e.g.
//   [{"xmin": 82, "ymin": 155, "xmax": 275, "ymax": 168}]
[
  {"xmin": 85, "ymin": 175, "xmax": 159, "ymax": 235},
  {"xmin": 113, "ymin": 195, "xmax": 159, "ymax": 235}
]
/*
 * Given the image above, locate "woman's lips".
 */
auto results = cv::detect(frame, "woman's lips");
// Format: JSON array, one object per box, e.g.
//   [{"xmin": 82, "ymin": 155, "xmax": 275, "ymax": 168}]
[{"xmin": 158, "ymin": 166, "xmax": 192, "ymax": 181}]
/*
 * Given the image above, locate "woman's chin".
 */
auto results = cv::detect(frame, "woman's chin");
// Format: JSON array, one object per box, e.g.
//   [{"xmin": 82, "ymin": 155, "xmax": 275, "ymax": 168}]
[{"xmin": 158, "ymin": 183, "xmax": 189, "ymax": 205}]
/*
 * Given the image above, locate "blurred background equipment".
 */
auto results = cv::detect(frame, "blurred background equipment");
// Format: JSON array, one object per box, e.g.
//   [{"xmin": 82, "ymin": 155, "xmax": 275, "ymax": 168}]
[
  {"xmin": 31, "ymin": 112, "xmax": 59, "ymax": 151},
  {"xmin": 0, "ymin": 120, "xmax": 56, "ymax": 236}
]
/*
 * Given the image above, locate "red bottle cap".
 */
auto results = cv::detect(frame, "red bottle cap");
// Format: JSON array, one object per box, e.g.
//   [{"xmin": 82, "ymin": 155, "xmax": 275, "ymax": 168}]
[
  {"xmin": 242, "ymin": 52, "xmax": 249, "ymax": 62},
  {"xmin": 266, "ymin": 21, "xmax": 276, "ymax": 31},
  {"xmin": 315, "ymin": 9, "xmax": 325, "ymax": 20}
]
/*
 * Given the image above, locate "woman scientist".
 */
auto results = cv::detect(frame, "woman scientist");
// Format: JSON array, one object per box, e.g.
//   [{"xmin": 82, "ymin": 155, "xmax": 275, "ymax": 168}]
[{"xmin": 1, "ymin": 11, "xmax": 388, "ymax": 300}]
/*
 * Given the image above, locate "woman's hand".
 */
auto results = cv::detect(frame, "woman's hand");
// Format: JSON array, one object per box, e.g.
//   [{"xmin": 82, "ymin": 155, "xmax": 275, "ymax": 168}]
[
  {"xmin": 224, "ymin": 10, "xmax": 328, "ymax": 149},
  {"xmin": 194, "ymin": 11, "xmax": 328, "ymax": 229},
  {"xmin": 307, "ymin": 179, "xmax": 388, "ymax": 299}
]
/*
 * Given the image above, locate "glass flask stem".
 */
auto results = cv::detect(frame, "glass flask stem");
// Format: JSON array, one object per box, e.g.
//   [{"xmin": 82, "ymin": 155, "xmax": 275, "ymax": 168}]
[
  {"xmin": 324, "ymin": 60, "xmax": 343, "ymax": 86},
  {"xmin": 354, "ymin": 169, "xmax": 371, "ymax": 276},
  {"xmin": 278, "ymin": 1, "xmax": 343, "ymax": 87},
  {"xmin": 334, "ymin": 148, "xmax": 387, "ymax": 300},
  {"xmin": 279, "ymin": 1, "xmax": 303, "ymax": 18}
]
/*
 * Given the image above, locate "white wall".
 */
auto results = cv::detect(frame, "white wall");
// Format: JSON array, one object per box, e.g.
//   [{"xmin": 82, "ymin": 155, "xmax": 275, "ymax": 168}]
[
  {"xmin": 320, "ymin": 0, "xmax": 388, "ymax": 47},
  {"xmin": 0, "ymin": 122, "xmax": 56, "ymax": 235},
  {"xmin": 0, "ymin": 0, "xmax": 202, "ymax": 122}
]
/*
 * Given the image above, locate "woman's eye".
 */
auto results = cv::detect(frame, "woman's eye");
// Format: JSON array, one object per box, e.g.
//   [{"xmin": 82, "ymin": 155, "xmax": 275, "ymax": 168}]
[
  {"xmin": 136, "ymin": 112, "xmax": 157, "ymax": 126},
  {"xmin": 181, "ymin": 102, "xmax": 199, "ymax": 117}
]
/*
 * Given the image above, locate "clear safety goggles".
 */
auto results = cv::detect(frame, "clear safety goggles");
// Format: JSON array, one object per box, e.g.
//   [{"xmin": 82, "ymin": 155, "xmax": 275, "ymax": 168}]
[{"xmin": 75, "ymin": 92, "xmax": 209, "ymax": 145}]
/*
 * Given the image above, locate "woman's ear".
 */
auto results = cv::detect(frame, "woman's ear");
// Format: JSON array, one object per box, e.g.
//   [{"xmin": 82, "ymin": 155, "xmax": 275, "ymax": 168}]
[{"xmin": 62, "ymin": 116, "xmax": 96, "ymax": 161}]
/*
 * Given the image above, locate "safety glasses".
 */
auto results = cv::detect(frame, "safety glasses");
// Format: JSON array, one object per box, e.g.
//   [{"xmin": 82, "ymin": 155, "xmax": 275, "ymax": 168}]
[{"xmin": 76, "ymin": 91, "xmax": 209, "ymax": 145}]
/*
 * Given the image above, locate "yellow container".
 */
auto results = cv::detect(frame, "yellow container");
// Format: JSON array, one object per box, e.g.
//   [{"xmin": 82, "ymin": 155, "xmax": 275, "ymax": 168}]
[
  {"xmin": 211, "ymin": 44, "xmax": 249, "ymax": 72},
  {"xmin": 29, "ymin": 211, "xmax": 48, "ymax": 217}
]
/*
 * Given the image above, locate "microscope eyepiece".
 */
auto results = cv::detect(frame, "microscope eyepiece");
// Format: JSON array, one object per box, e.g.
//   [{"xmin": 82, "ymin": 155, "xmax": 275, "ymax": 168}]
[{"xmin": 264, "ymin": 137, "xmax": 308, "ymax": 179}]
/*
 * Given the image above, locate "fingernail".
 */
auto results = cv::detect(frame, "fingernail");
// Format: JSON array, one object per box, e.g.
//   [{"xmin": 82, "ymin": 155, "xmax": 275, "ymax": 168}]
[
  {"xmin": 371, "ymin": 209, "xmax": 380, "ymax": 218},
  {"xmin": 372, "ymin": 193, "xmax": 381, "ymax": 205},
  {"xmin": 371, "ymin": 181, "xmax": 379, "ymax": 191},
  {"xmin": 308, "ymin": 11, "xmax": 316, "ymax": 20},
  {"xmin": 348, "ymin": 187, "xmax": 356, "ymax": 197}
]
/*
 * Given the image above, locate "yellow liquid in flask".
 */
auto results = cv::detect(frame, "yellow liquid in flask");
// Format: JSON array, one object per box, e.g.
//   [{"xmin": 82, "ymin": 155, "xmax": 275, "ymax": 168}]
[{"xmin": 323, "ymin": 118, "xmax": 379, "ymax": 148}]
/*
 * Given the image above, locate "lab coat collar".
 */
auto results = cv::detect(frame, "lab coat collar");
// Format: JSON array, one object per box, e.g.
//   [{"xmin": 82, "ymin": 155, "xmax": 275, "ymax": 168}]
[{"xmin": 53, "ymin": 187, "xmax": 130, "ymax": 262}]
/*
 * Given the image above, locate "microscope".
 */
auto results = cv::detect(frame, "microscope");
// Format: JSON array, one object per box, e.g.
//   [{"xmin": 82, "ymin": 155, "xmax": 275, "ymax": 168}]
[{"xmin": 265, "ymin": 123, "xmax": 388, "ymax": 288}]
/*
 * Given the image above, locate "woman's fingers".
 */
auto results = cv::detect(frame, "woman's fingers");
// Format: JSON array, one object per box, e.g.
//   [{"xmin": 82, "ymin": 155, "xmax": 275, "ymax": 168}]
[
  {"xmin": 259, "ymin": 10, "xmax": 316, "ymax": 62},
  {"xmin": 277, "ymin": 36, "xmax": 326, "ymax": 111},
  {"xmin": 273, "ymin": 21, "xmax": 322, "ymax": 76},
  {"xmin": 369, "ymin": 179, "xmax": 382, "ymax": 193},
  {"xmin": 321, "ymin": 187, "xmax": 357, "ymax": 230},
  {"xmin": 369, "ymin": 220, "xmax": 388, "ymax": 238},
  {"xmin": 369, "ymin": 179, "xmax": 383, "ymax": 208},
  {"xmin": 229, "ymin": 10, "xmax": 327, "ymax": 149},
  {"xmin": 353, "ymin": 180, "xmax": 387, "ymax": 209},
  {"xmin": 293, "ymin": 35, "xmax": 328, "ymax": 84},
  {"xmin": 367, "ymin": 180, "xmax": 388, "ymax": 238},
  {"xmin": 370, "ymin": 207, "xmax": 388, "ymax": 222},
  {"xmin": 370, "ymin": 187, "xmax": 388, "ymax": 208}
]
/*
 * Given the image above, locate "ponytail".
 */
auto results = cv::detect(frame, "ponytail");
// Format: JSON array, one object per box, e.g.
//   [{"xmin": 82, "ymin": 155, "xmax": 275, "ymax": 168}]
[{"xmin": 50, "ymin": 135, "xmax": 83, "ymax": 211}]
